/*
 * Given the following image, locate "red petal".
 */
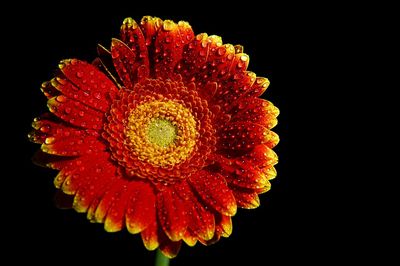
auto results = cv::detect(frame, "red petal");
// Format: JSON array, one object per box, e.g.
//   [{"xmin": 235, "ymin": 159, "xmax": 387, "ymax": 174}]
[
  {"xmin": 230, "ymin": 97, "xmax": 279, "ymax": 129},
  {"xmin": 49, "ymin": 75, "xmax": 110, "ymax": 112},
  {"xmin": 31, "ymin": 117, "xmax": 105, "ymax": 156},
  {"xmin": 92, "ymin": 179, "xmax": 126, "ymax": 223},
  {"xmin": 126, "ymin": 181, "xmax": 156, "ymax": 234},
  {"xmin": 177, "ymin": 21, "xmax": 194, "ymax": 47},
  {"xmin": 31, "ymin": 150, "xmax": 73, "ymax": 170},
  {"xmin": 139, "ymin": 16, "xmax": 163, "ymax": 47},
  {"xmin": 120, "ymin": 17, "xmax": 150, "ymax": 74},
  {"xmin": 40, "ymin": 80, "xmax": 59, "ymax": 99},
  {"xmin": 72, "ymin": 156, "xmax": 118, "ymax": 213},
  {"xmin": 111, "ymin": 38, "xmax": 141, "ymax": 89},
  {"xmin": 103, "ymin": 180, "xmax": 136, "ymax": 232},
  {"xmin": 199, "ymin": 214, "xmax": 232, "ymax": 245},
  {"xmin": 213, "ymin": 70, "xmax": 256, "ymax": 109},
  {"xmin": 47, "ymin": 95, "xmax": 104, "ymax": 130},
  {"xmin": 141, "ymin": 218, "xmax": 159, "ymax": 251},
  {"xmin": 243, "ymin": 144, "xmax": 279, "ymax": 168},
  {"xmin": 225, "ymin": 164, "xmax": 271, "ymax": 191},
  {"xmin": 175, "ymin": 181, "xmax": 215, "ymax": 240},
  {"xmin": 189, "ymin": 170, "xmax": 237, "ymax": 216},
  {"xmin": 182, "ymin": 230, "xmax": 197, "ymax": 247},
  {"xmin": 154, "ymin": 20, "xmax": 184, "ymax": 78},
  {"xmin": 159, "ymin": 239, "xmax": 182, "ymax": 259},
  {"xmin": 246, "ymin": 76, "xmax": 270, "ymax": 98},
  {"xmin": 232, "ymin": 189, "xmax": 260, "ymax": 209},
  {"xmin": 157, "ymin": 187, "xmax": 188, "ymax": 241},
  {"xmin": 218, "ymin": 122, "xmax": 279, "ymax": 155},
  {"xmin": 177, "ymin": 34, "xmax": 236, "ymax": 85},
  {"xmin": 58, "ymin": 59, "xmax": 118, "ymax": 104}
]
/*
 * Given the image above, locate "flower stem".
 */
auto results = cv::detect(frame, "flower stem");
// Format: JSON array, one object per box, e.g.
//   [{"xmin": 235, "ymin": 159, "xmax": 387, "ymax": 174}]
[{"xmin": 155, "ymin": 249, "xmax": 170, "ymax": 266}]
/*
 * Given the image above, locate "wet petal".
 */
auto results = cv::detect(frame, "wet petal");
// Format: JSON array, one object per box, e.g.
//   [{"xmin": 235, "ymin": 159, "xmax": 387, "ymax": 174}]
[
  {"xmin": 47, "ymin": 95, "xmax": 104, "ymax": 130},
  {"xmin": 232, "ymin": 189, "xmax": 260, "ymax": 209},
  {"xmin": 189, "ymin": 170, "xmax": 237, "ymax": 216},
  {"xmin": 230, "ymin": 97, "xmax": 279, "ymax": 129},
  {"xmin": 120, "ymin": 17, "xmax": 150, "ymax": 74},
  {"xmin": 157, "ymin": 187, "xmax": 188, "ymax": 241},
  {"xmin": 58, "ymin": 59, "xmax": 118, "ymax": 103},
  {"xmin": 154, "ymin": 20, "xmax": 184, "ymax": 78},
  {"xmin": 111, "ymin": 38, "xmax": 142, "ymax": 88},
  {"xmin": 126, "ymin": 181, "xmax": 156, "ymax": 234},
  {"xmin": 218, "ymin": 122, "xmax": 279, "ymax": 156}
]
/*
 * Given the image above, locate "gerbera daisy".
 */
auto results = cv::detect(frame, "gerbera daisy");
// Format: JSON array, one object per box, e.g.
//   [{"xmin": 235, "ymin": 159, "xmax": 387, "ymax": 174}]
[{"xmin": 29, "ymin": 16, "xmax": 279, "ymax": 259}]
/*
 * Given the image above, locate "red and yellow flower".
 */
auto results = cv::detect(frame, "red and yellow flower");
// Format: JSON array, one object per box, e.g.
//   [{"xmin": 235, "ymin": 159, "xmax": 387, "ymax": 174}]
[{"xmin": 29, "ymin": 16, "xmax": 279, "ymax": 258}]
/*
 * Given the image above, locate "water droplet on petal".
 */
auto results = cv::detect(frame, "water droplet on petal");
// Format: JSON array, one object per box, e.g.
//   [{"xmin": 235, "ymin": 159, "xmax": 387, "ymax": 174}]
[
  {"xmin": 45, "ymin": 137, "xmax": 55, "ymax": 144},
  {"xmin": 76, "ymin": 71, "xmax": 84, "ymax": 78},
  {"xmin": 40, "ymin": 125, "xmax": 50, "ymax": 133},
  {"xmin": 56, "ymin": 95, "xmax": 67, "ymax": 103}
]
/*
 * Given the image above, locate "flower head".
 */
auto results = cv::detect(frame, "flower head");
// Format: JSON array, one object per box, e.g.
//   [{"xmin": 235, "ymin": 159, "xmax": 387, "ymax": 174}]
[{"xmin": 29, "ymin": 16, "xmax": 279, "ymax": 258}]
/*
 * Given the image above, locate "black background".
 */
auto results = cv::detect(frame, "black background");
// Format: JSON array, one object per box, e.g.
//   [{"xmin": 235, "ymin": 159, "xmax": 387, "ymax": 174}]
[{"xmin": 5, "ymin": 3, "xmax": 356, "ymax": 265}]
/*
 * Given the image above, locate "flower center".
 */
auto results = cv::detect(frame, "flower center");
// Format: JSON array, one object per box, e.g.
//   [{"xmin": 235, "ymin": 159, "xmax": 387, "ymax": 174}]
[
  {"xmin": 126, "ymin": 100, "xmax": 198, "ymax": 167},
  {"xmin": 147, "ymin": 118, "xmax": 177, "ymax": 147}
]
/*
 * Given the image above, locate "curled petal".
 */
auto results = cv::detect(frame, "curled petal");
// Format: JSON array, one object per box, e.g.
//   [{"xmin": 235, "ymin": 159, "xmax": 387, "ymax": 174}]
[{"xmin": 111, "ymin": 38, "xmax": 142, "ymax": 88}]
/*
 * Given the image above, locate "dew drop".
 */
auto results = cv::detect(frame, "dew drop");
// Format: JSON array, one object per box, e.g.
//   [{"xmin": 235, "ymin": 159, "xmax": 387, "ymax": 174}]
[
  {"xmin": 76, "ymin": 71, "xmax": 84, "ymax": 78},
  {"xmin": 45, "ymin": 137, "xmax": 55, "ymax": 144},
  {"xmin": 40, "ymin": 125, "xmax": 50, "ymax": 133},
  {"xmin": 56, "ymin": 95, "xmax": 67, "ymax": 103}
]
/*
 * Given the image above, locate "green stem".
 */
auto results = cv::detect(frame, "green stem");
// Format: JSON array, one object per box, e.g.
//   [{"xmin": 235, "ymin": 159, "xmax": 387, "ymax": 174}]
[{"xmin": 155, "ymin": 249, "xmax": 170, "ymax": 266}]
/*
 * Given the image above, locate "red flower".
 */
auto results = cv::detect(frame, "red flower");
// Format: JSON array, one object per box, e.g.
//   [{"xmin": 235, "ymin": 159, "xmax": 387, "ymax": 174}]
[{"xmin": 29, "ymin": 16, "xmax": 279, "ymax": 258}]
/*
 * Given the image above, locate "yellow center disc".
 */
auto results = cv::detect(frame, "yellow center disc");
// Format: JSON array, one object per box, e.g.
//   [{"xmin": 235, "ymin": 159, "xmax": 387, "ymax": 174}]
[{"xmin": 126, "ymin": 100, "xmax": 198, "ymax": 167}]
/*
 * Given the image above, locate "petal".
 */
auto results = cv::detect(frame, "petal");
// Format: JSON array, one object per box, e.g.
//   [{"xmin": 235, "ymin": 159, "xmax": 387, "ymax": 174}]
[
  {"xmin": 159, "ymin": 239, "xmax": 182, "ymax": 259},
  {"xmin": 230, "ymin": 97, "xmax": 279, "ymax": 129},
  {"xmin": 126, "ymin": 181, "xmax": 156, "ymax": 234},
  {"xmin": 111, "ymin": 38, "xmax": 141, "ymax": 89},
  {"xmin": 157, "ymin": 188, "xmax": 188, "ymax": 241},
  {"xmin": 141, "ymin": 220, "xmax": 159, "ymax": 251},
  {"xmin": 72, "ymin": 156, "xmax": 118, "ymax": 213},
  {"xmin": 182, "ymin": 230, "xmax": 197, "ymax": 247},
  {"xmin": 120, "ymin": 17, "xmax": 150, "ymax": 74},
  {"xmin": 49, "ymin": 75, "xmax": 110, "ymax": 112},
  {"xmin": 104, "ymin": 180, "xmax": 135, "ymax": 232},
  {"xmin": 217, "ymin": 122, "xmax": 279, "ymax": 156},
  {"xmin": 92, "ymin": 178, "xmax": 127, "ymax": 225},
  {"xmin": 58, "ymin": 59, "xmax": 118, "ymax": 104},
  {"xmin": 189, "ymin": 170, "xmax": 237, "ymax": 216},
  {"xmin": 175, "ymin": 181, "xmax": 215, "ymax": 240},
  {"xmin": 243, "ymin": 144, "xmax": 279, "ymax": 169},
  {"xmin": 154, "ymin": 20, "xmax": 184, "ymax": 78},
  {"xmin": 232, "ymin": 189, "xmax": 260, "ymax": 209},
  {"xmin": 95, "ymin": 45, "xmax": 122, "ymax": 87},
  {"xmin": 225, "ymin": 164, "xmax": 271, "ymax": 191},
  {"xmin": 140, "ymin": 16, "xmax": 164, "ymax": 47},
  {"xmin": 246, "ymin": 76, "xmax": 270, "ymax": 98},
  {"xmin": 176, "ymin": 20, "xmax": 194, "ymax": 46},
  {"xmin": 176, "ymin": 34, "xmax": 236, "ymax": 86},
  {"xmin": 199, "ymin": 214, "xmax": 232, "ymax": 245},
  {"xmin": 31, "ymin": 116, "xmax": 105, "ymax": 156},
  {"xmin": 40, "ymin": 80, "xmax": 59, "ymax": 99},
  {"xmin": 47, "ymin": 95, "xmax": 104, "ymax": 130},
  {"xmin": 213, "ymin": 70, "xmax": 256, "ymax": 109}
]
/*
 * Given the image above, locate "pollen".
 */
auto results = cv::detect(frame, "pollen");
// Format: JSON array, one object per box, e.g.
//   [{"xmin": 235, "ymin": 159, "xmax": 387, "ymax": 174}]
[
  {"xmin": 147, "ymin": 118, "xmax": 177, "ymax": 147},
  {"xmin": 126, "ymin": 100, "xmax": 198, "ymax": 167}
]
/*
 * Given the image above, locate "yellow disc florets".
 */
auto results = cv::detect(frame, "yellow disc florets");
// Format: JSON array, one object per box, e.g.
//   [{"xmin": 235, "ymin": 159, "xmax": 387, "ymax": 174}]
[{"xmin": 126, "ymin": 100, "xmax": 198, "ymax": 167}]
